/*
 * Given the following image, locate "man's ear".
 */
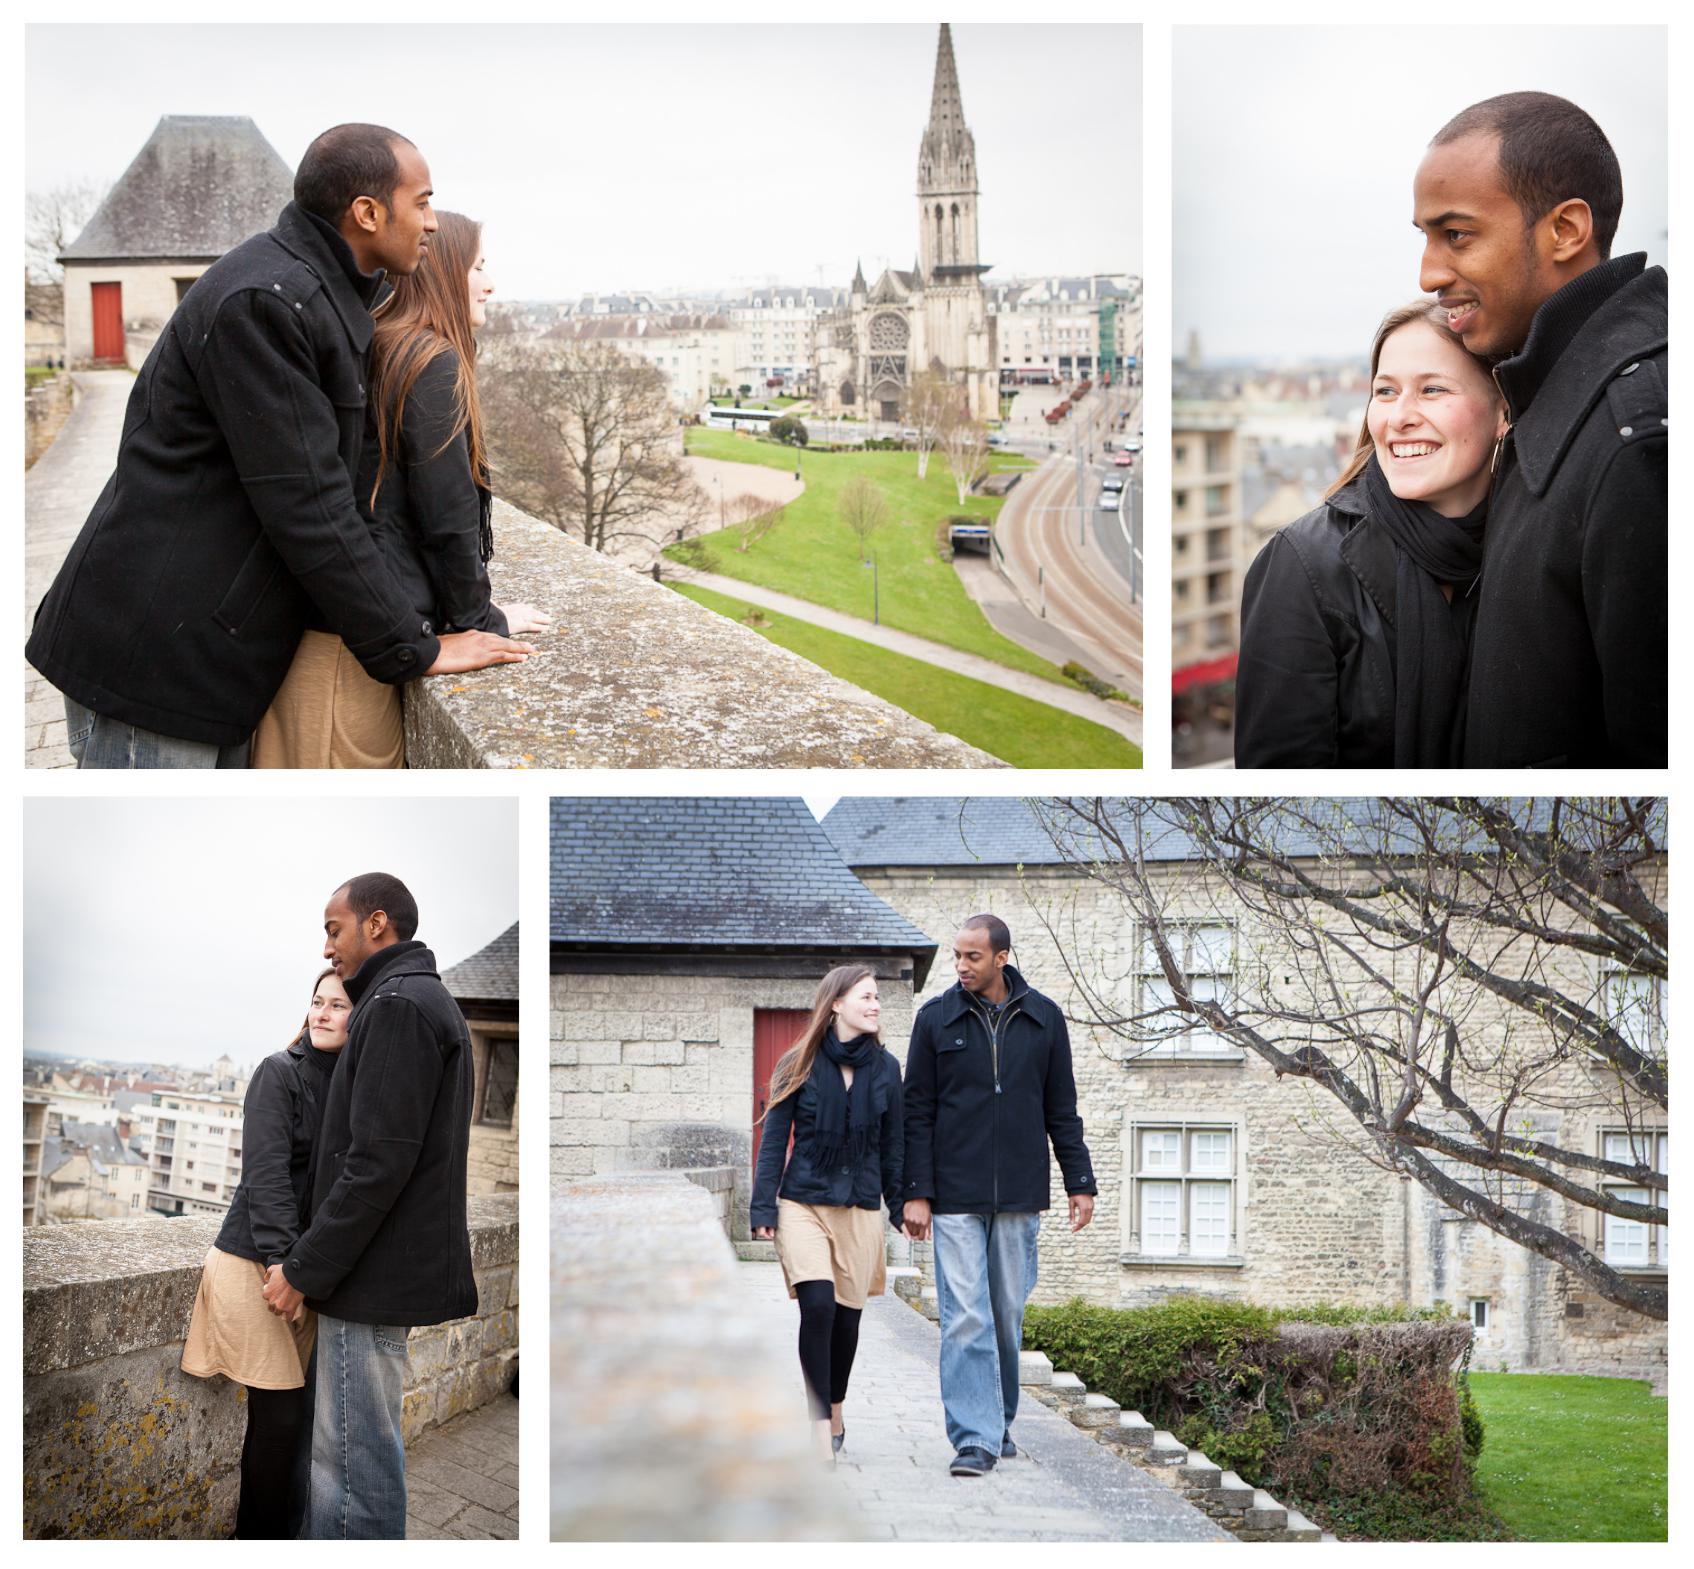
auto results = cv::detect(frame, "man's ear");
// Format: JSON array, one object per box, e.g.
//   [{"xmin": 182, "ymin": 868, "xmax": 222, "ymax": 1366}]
[
  {"xmin": 368, "ymin": 909, "xmax": 391, "ymax": 940},
  {"xmin": 1545, "ymin": 198, "xmax": 1595, "ymax": 265},
  {"xmin": 346, "ymin": 195, "xmax": 383, "ymax": 237}
]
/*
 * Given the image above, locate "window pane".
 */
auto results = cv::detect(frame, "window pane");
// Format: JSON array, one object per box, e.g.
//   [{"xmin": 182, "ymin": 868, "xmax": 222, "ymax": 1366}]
[
  {"xmin": 1190, "ymin": 923, "xmax": 1233, "ymax": 973},
  {"xmin": 1141, "ymin": 979, "xmax": 1180, "ymax": 1055},
  {"xmin": 1604, "ymin": 1186, "xmax": 1650, "ymax": 1266},
  {"xmin": 1141, "ymin": 1130, "xmax": 1181, "ymax": 1172},
  {"xmin": 1191, "ymin": 1182, "xmax": 1231, "ymax": 1256},
  {"xmin": 1191, "ymin": 1130, "xmax": 1232, "ymax": 1173},
  {"xmin": 1607, "ymin": 972, "xmax": 1662, "ymax": 1054},
  {"xmin": 1188, "ymin": 975, "xmax": 1227, "ymax": 1051},
  {"xmin": 1141, "ymin": 1181, "xmax": 1180, "ymax": 1254}
]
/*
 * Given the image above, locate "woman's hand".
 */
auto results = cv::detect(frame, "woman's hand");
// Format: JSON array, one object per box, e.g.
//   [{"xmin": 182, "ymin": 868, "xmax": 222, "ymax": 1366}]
[
  {"xmin": 497, "ymin": 602, "xmax": 552, "ymax": 636},
  {"xmin": 752, "ymin": 1226, "xmax": 776, "ymax": 1240},
  {"xmin": 424, "ymin": 629, "xmax": 536, "ymax": 675}
]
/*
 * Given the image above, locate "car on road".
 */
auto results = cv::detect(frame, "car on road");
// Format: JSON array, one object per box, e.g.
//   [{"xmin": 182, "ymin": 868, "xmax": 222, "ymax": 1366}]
[
  {"xmin": 1100, "ymin": 491, "xmax": 1122, "ymax": 511},
  {"xmin": 1123, "ymin": 438, "xmax": 1143, "ymax": 453},
  {"xmin": 1101, "ymin": 474, "xmax": 1125, "ymax": 493},
  {"xmin": 987, "ymin": 432, "xmax": 1008, "ymax": 446},
  {"xmin": 1113, "ymin": 449, "xmax": 1134, "ymax": 467}
]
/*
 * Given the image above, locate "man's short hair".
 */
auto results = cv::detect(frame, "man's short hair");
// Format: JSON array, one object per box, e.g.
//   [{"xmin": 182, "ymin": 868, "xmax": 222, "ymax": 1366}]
[
  {"xmin": 295, "ymin": 124, "xmax": 414, "ymax": 225},
  {"xmin": 1433, "ymin": 91, "xmax": 1623, "ymax": 259},
  {"xmin": 335, "ymin": 872, "xmax": 419, "ymax": 942},
  {"xmin": 959, "ymin": 912, "xmax": 1011, "ymax": 956}
]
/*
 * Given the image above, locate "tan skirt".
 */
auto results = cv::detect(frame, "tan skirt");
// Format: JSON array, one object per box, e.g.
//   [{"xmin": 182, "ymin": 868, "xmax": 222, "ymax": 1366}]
[
  {"xmin": 251, "ymin": 629, "xmax": 405, "ymax": 769},
  {"xmin": 774, "ymin": 1197, "xmax": 888, "ymax": 1309},
  {"xmin": 181, "ymin": 1246, "xmax": 317, "ymax": 1390}
]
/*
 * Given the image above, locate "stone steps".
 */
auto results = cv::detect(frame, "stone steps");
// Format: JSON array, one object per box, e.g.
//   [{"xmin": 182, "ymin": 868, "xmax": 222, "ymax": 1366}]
[{"xmin": 1148, "ymin": 1430, "xmax": 1188, "ymax": 1466}]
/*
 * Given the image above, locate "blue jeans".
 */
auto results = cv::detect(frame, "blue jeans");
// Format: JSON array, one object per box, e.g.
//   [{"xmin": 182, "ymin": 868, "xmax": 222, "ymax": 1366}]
[
  {"xmin": 305, "ymin": 1317, "xmax": 409, "ymax": 1539},
  {"xmin": 931, "ymin": 1210, "xmax": 1041, "ymax": 1455},
  {"xmin": 64, "ymin": 695, "xmax": 250, "ymax": 768}
]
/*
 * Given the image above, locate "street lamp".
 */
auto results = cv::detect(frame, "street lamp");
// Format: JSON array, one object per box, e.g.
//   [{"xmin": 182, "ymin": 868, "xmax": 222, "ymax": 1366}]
[{"xmin": 862, "ymin": 551, "xmax": 879, "ymax": 625}]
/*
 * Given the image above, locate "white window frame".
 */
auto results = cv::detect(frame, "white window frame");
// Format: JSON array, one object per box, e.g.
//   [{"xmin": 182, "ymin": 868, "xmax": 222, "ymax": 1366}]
[
  {"xmin": 1600, "ymin": 967, "xmax": 1666, "ymax": 1059},
  {"xmin": 1132, "ymin": 920, "xmax": 1241, "ymax": 1061},
  {"xmin": 1125, "ymin": 1119, "xmax": 1242, "ymax": 1264},
  {"xmin": 1601, "ymin": 1129, "xmax": 1668, "ymax": 1271},
  {"xmin": 1469, "ymin": 1298, "xmax": 1490, "ymax": 1333}
]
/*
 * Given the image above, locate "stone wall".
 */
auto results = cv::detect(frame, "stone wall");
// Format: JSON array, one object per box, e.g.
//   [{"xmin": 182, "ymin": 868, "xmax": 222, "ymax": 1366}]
[
  {"xmin": 23, "ymin": 1196, "xmax": 518, "ymax": 1539},
  {"xmin": 552, "ymin": 1173, "xmax": 855, "ymax": 1539},
  {"xmin": 404, "ymin": 500, "xmax": 999, "ymax": 769},
  {"xmin": 550, "ymin": 963, "xmax": 916, "ymax": 1238},
  {"xmin": 26, "ymin": 373, "xmax": 77, "ymax": 469}
]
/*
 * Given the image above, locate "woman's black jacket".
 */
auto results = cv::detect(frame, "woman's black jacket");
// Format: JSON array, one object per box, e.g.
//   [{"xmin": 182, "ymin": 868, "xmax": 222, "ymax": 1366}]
[
  {"xmin": 749, "ymin": 1045, "xmax": 904, "ymax": 1232},
  {"xmin": 1236, "ymin": 478, "xmax": 1419, "ymax": 768},
  {"xmin": 356, "ymin": 346, "xmax": 508, "ymax": 637},
  {"xmin": 213, "ymin": 1031, "xmax": 339, "ymax": 1268}
]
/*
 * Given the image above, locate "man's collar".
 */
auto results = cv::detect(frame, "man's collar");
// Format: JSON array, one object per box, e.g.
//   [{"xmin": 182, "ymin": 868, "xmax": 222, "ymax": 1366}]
[
  {"xmin": 270, "ymin": 201, "xmax": 388, "ymax": 352},
  {"xmin": 301, "ymin": 207, "xmax": 388, "ymax": 305},
  {"xmin": 343, "ymin": 939, "xmax": 428, "ymax": 1004},
  {"xmin": 940, "ymin": 966, "xmax": 1038, "ymax": 1022},
  {"xmin": 1494, "ymin": 253, "xmax": 1646, "ymax": 422}
]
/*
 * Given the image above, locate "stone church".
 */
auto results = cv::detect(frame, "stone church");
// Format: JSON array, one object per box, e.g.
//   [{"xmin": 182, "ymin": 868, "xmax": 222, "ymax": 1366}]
[{"xmin": 813, "ymin": 24, "xmax": 998, "ymax": 423}]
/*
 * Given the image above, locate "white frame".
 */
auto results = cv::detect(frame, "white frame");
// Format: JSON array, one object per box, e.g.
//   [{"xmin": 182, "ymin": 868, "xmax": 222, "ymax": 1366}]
[
  {"xmin": 1601, "ymin": 1129, "xmax": 1668, "ymax": 1271},
  {"xmin": 1132, "ymin": 919, "xmax": 1239, "ymax": 1059},
  {"xmin": 1127, "ymin": 1119, "xmax": 1239, "ymax": 1260}
]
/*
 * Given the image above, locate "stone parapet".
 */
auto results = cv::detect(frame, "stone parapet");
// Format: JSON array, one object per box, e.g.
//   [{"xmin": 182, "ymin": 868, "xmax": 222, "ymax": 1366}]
[
  {"xmin": 405, "ymin": 500, "xmax": 999, "ymax": 769},
  {"xmin": 23, "ymin": 1196, "xmax": 517, "ymax": 1539},
  {"xmin": 552, "ymin": 1173, "xmax": 857, "ymax": 1540}
]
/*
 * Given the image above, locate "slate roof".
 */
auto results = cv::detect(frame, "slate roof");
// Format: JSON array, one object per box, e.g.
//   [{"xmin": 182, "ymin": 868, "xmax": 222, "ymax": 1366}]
[
  {"xmin": 62, "ymin": 115, "xmax": 295, "ymax": 262},
  {"xmin": 550, "ymin": 798, "xmax": 937, "ymax": 981},
  {"xmin": 442, "ymin": 922, "xmax": 519, "ymax": 1005},
  {"xmin": 43, "ymin": 1120, "xmax": 149, "ymax": 1181}
]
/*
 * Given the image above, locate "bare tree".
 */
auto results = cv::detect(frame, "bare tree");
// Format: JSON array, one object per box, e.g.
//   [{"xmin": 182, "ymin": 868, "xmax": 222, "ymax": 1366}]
[
  {"xmin": 25, "ymin": 181, "xmax": 109, "ymax": 282},
  {"xmin": 1030, "ymin": 796, "xmax": 1668, "ymax": 1321},
  {"xmin": 900, "ymin": 370, "xmax": 955, "ymax": 480},
  {"xmin": 727, "ymin": 492, "xmax": 782, "ymax": 554},
  {"xmin": 481, "ymin": 336, "xmax": 706, "ymax": 558},
  {"xmin": 940, "ymin": 409, "xmax": 990, "ymax": 505},
  {"xmin": 839, "ymin": 473, "xmax": 889, "ymax": 562}
]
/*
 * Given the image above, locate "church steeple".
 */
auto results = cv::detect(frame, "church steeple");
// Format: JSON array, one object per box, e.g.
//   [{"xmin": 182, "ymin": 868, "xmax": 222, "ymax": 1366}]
[{"xmin": 917, "ymin": 23, "xmax": 982, "ymax": 281}]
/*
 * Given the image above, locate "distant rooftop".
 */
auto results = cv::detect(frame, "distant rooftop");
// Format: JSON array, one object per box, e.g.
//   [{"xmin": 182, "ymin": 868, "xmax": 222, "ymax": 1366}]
[
  {"xmin": 442, "ymin": 922, "xmax": 519, "ymax": 1006},
  {"xmin": 62, "ymin": 115, "xmax": 295, "ymax": 262}
]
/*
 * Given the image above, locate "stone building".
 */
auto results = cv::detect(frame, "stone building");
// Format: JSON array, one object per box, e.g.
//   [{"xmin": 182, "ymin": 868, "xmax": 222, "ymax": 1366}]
[
  {"xmin": 24, "ymin": 1095, "xmax": 49, "ymax": 1227},
  {"xmin": 59, "ymin": 114, "xmax": 294, "ymax": 368},
  {"xmin": 987, "ymin": 274, "xmax": 1142, "ymax": 384},
  {"xmin": 445, "ymin": 921, "xmax": 521, "ymax": 1195},
  {"xmin": 820, "ymin": 796, "xmax": 1668, "ymax": 1382},
  {"xmin": 549, "ymin": 797, "xmax": 936, "ymax": 1236},
  {"xmin": 38, "ymin": 1119, "xmax": 151, "ymax": 1222},
  {"xmin": 813, "ymin": 25, "xmax": 998, "ymax": 423}
]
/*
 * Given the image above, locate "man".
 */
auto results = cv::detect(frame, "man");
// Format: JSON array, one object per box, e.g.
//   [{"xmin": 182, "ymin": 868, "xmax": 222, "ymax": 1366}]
[
  {"xmin": 261, "ymin": 872, "xmax": 476, "ymax": 1538},
  {"xmin": 902, "ymin": 915, "xmax": 1096, "ymax": 1478},
  {"xmin": 1412, "ymin": 91, "xmax": 1666, "ymax": 766},
  {"xmin": 27, "ymin": 124, "xmax": 532, "ymax": 767}
]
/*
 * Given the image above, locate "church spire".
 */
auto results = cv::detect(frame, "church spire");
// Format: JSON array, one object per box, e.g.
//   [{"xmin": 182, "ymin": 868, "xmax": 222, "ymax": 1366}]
[
  {"xmin": 852, "ymin": 257, "xmax": 867, "ymax": 294},
  {"xmin": 916, "ymin": 23, "xmax": 982, "ymax": 279},
  {"xmin": 927, "ymin": 23, "xmax": 966, "ymax": 144}
]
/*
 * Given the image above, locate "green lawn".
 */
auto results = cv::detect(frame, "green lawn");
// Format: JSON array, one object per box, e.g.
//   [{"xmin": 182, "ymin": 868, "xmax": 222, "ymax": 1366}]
[
  {"xmin": 25, "ymin": 366, "xmax": 57, "ymax": 388},
  {"xmin": 671, "ymin": 583, "xmax": 1141, "ymax": 769},
  {"xmin": 674, "ymin": 427, "xmax": 1067, "ymax": 685},
  {"xmin": 1470, "ymin": 1373, "xmax": 1666, "ymax": 1541}
]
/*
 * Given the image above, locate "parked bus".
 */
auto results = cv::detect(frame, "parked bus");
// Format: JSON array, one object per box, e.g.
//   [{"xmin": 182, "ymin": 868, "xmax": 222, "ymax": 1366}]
[{"xmin": 703, "ymin": 405, "xmax": 781, "ymax": 434}]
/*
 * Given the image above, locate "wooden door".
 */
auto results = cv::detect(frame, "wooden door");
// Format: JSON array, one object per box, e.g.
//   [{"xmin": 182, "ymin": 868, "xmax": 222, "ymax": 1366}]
[
  {"xmin": 752, "ymin": 1008, "xmax": 812, "ymax": 1180},
  {"xmin": 90, "ymin": 282, "xmax": 124, "ymax": 364}
]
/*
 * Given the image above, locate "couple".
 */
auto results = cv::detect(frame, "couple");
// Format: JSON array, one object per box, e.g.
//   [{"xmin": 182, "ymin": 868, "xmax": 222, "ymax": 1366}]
[
  {"xmin": 750, "ymin": 915, "xmax": 1096, "ymax": 1478},
  {"xmin": 27, "ymin": 122, "xmax": 546, "ymax": 768},
  {"xmin": 1235, "ymin": 90, "xmax": 1667, "ymax": 768},
  {"xmin": 178, "ymin": 873, "xmax": 477, "ymax": 1537}
]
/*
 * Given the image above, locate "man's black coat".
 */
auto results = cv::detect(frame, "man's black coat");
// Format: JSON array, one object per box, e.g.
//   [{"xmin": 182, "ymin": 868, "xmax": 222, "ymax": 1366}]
[
  {"xmin": 1464, "ymin": 253, "xmax": 1667, "ymax": 766},
  {"xmin": 281, "ymin": 942, "xmax": 477, "ymax": 1328},
  {"xmin": 27, "ymin": 203, "xmax": 441, "ymax": 746},
  {"xmin": 902, "ymin": 966, "xmax": 1097, "ymax": 1215}
]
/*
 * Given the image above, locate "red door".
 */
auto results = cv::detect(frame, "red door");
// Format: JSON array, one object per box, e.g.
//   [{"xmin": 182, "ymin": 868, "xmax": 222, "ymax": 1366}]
[
  {"xmin": 752, "ymin": 1008, "xmax": 812, "ymax": 1181},
  {"xmin": 90, "ymin": 282, "xmax": 124, "ymax": 364}
]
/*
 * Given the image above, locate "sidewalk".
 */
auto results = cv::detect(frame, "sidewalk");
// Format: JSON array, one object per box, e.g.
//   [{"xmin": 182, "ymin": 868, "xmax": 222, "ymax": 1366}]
[
  {"xmin": 730, "ymin": 1261, "xmax": 1229, "ymax": 1542},
  {"xmin": 404, "ymin": 1393, "xmax": 520, "ymax": 1539}
]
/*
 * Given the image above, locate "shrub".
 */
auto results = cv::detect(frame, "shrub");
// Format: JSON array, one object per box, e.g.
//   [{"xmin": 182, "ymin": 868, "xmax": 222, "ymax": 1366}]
[{"xmin": 769, "ymin": 416, "xmax": 808, "ymax": 447}]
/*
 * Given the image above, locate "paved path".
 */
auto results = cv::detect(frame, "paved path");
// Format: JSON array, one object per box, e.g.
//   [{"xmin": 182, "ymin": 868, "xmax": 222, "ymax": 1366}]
[
  {"xmin": 24, "ymin": 369, "xmax": 133, "ymax": 769},
  {"xmin": 678, "ymin": 571, "xmax": 1143, "ymax": 749},
  {"xmin": 731, "ymin": 1262, "xmax": 1227, "ymax": 1542},
  {"xmin": 404, "ymin": 1393, "xmax": 519, "ymax": 1539}
]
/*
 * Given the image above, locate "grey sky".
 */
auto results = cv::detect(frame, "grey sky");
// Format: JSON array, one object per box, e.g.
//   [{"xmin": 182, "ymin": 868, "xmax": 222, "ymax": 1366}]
[
  {"xmin": 26, "ymin": 23, "xmax": 1141, "ymax": 300},
  {"xmin": 23, "ymin": 798, "xmax": 517, "ymax": 1069},
  {"xmin": 1175, "ymin": 26, "xmax": 1668, "ymax": 364}
]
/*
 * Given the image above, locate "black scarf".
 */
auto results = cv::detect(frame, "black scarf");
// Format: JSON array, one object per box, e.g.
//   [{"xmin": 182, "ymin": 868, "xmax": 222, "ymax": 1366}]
[
  {"xmin": 1362, "ymin": 455, "xmax": 1487, "ymax": 766},
  {"xmin": 802, "ymin": 1031, "xmax": 879, "ymax": 1172}
]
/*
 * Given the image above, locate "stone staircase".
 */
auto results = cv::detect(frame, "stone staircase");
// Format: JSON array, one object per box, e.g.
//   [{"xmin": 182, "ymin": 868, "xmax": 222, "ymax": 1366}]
[{"xmin": 1016, "ymin": 1349, "xmax": 1329, "ymax": 1543}]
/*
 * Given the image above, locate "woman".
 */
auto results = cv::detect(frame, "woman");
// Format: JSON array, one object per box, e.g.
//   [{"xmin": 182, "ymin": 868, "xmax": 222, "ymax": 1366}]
[
  {"xmin": 750, "ymin": 966, "xmax": 905, "ymax": 1463},
  {"xmin": 252, "ymin": 211, "xmax": 547, "ymax": 767},
  {"xmin": 1235, "ymin": 301, "xmax": 1508, "ymax": 767},
  {"xmin": 180, "ymin": 969, "xmax": 349, "ymax": 1537}
]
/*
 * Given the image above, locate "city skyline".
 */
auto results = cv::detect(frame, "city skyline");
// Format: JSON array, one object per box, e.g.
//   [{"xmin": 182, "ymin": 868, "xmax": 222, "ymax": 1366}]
[{"xmin": 26, "ymin": 23, "xmax": 1142, "ymax": 302}]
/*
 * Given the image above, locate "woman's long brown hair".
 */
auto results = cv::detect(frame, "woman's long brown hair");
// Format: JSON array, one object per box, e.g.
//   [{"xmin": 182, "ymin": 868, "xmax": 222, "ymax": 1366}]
[
  {"xmin": 766, "ymin": 964, "xmax": 882, "ymax": 1109},
  {"xmin": 368, "ymin": 209, "xmax": 489, "ymax": 508},
  {"xmin": 1327, "ymin": 301, "xmax": 1501, "ymax": 499}
]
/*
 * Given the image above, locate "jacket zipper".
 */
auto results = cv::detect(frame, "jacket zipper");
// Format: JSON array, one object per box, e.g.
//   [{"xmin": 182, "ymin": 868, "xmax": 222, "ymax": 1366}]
[{"xmin": 969, "ymin": 991, "xmax": 1024, "ymax": 1211}]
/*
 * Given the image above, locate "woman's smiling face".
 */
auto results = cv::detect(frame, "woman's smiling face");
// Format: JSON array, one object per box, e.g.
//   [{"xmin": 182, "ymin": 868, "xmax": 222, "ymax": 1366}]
[
  {"xmin": 308, "ymin": 972, "xmax": 352, "ymax": 1052},
  {"xmin": 1367, "ymin": 319, "xmax": 1506, "ymax": 517}
]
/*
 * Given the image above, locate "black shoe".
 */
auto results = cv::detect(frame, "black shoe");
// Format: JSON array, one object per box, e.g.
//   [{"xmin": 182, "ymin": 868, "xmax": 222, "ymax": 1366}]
[
  {"xmin": 1001, "ymin": 1431, "xmax": 1017, "ymax": 1459},
  {"xmin": 832, "ymin": 1424, "xmax": 845, "ymax": 1454},
  {"xmin": 949, "ymin": 1446, "xmax": 997, "ymax": 1477}
]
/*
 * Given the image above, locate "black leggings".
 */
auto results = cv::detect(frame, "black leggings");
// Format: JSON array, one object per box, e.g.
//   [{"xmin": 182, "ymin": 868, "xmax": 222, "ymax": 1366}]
[
  {"xmin": 795, "ymin": 1279, "xmax": 863, "ymax": 1421},
  {"xmin": 236, "ymin": 1383, "xmax": 309, "ymax": 1539}
]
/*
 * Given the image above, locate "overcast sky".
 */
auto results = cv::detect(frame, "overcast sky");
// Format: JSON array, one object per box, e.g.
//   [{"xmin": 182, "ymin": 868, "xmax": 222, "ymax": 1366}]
[
  {"xmin": 26, "ymin": 23, "xmax": 1141, "ymax": 300},
  {"xmin": 23, "ymin": 798, "xmax": 517, "ymax": 1069},
  {"xmin": 1175, "ymin": 26, "xmax": 1668, "ymax": 364}
]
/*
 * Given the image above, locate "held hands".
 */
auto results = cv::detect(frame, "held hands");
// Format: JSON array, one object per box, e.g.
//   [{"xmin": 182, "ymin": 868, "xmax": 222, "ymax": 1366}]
[
  {"xmin": 424, "ymin": 629, "xmax": 537, "ymax": 676},
  {"xmin": 1068, "ymin": 1193, "xmax": 1095, "ymax": 1233},
  {"xmin": 262, "ymin": 1262, "xmax": 306, "ymax": 1320},
  {"xmin": 752, "ymin": 1226, "xmax": 775, "ymax": 1240},
  {"xmin": 496, "ymin": 602, "xmax": 552, "ymax": 636},
  {"xmin": 903, "ymin": 1197, "xmax": 932, "ymax": 1242}
]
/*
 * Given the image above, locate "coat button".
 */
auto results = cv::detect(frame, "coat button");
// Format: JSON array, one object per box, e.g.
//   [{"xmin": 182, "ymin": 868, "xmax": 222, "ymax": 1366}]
[
  {"xmin": 398, "ymin": 648, "xmax": 416, "ymax": 666},
  {"xmin": 421, "ymin": 620, "xmax": 433, "ymax": 635},
  {"xmin": 1620, "ymin": 426, "xmax": 1634, "ymax": 437},
  {"xmin": 273, "ymin": 283, "xmax": 281, "ymax": 292}
]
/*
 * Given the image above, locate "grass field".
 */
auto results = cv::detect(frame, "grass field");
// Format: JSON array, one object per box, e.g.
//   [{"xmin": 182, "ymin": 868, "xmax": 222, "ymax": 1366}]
[
  {"xmin": 671, "ymin": 582, "xmax": 1140, "ymax": 769},
  {"xmin": 1469, "ymin": 1373, "xmax": 1667, "ymax": 1541},
  {"xmin": 673, "ymin": 427, "xmax": 1066, "ymax": 684}
]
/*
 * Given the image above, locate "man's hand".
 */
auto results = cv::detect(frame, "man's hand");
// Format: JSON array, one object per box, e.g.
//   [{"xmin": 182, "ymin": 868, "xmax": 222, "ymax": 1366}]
[
  {"xmin": 752, "ymin": 1226, "xmax": 775, "ymax": 1240},
  {"xmin": 1068, "ymin": 1193, "xmax": 1095, "ymax": 1233},
  {"xmin": 903, "ymin": 1197, "xmax": 932, "ymax": 1241},
  {"xmin": 496, "ymin": 602, "xmax": 552, "ymax": 636},
  {"xmin": 424, "ymin": 629, "xmax": 536, "ymax": 676},
  {"xmin": 262, "ymin": 1262, "xmax": 305, "ymax": 1319}
]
